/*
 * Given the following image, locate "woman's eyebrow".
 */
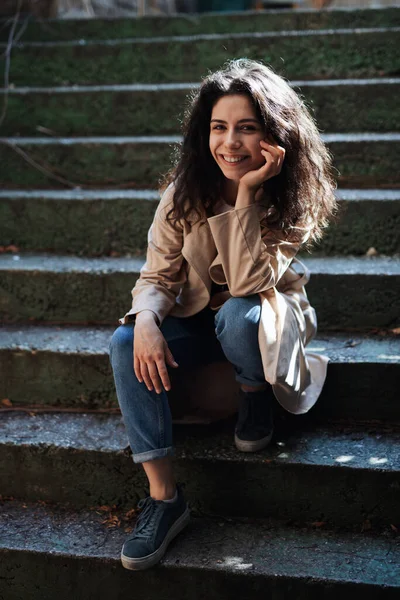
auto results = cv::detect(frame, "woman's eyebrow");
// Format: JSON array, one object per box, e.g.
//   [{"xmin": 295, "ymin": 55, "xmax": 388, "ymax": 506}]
[{"xmin": 210, "ymin": 118, "xmax": 259, "ymax": 124}]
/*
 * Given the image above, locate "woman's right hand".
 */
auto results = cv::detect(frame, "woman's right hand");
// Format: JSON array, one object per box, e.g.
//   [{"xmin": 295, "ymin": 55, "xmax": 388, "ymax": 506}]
[{"xmin": 133, "ymin": 311, "xmax": 179, "ymax": 394}]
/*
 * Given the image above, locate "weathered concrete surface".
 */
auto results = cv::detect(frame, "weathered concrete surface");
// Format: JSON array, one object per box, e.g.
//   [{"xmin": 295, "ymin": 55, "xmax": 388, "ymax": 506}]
[
  {"xmin": 0, "ymin": 190, "xmax": 159, "ymax": 256},
  {"xmin": 0, "ymin": 412, "xmax": 399, "ymax": 526},
  {"xmin": 0, "ymin": 254, "xmax": 399, "ymax": 328},
  {"xmin": 1, "ymin": 501, "xmax": 399, "ymax": 600},
  {"xmin": 1, "ymin": 134, "xmax": 399, "ymax": 189},
  {"xmin": 0, "ymin": 189, "xmax": 399, "ymax": 256},
  {"xmin": 0, "ymin": 325, "xmax": 399, "ymax": 422},
  {"xmin": 2, "ymin": 79, "xmax": 399, "ymax": 136},
  {"xmin": 2, "ymin": 7, "xmax": 400, "ymax": 42},
  {"xmin": 5, "ymin": 29, "xmax": 399, "ymax": 87},
  {"xmin": 311, "ymin": 189, "xmax": 400, "ymax": 256}
]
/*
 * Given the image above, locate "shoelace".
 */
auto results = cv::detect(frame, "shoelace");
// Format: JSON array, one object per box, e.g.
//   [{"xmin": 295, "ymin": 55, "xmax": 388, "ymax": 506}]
[{"xmin": 130, "ymin": 496, "xmax": 160, "ymax": 540}]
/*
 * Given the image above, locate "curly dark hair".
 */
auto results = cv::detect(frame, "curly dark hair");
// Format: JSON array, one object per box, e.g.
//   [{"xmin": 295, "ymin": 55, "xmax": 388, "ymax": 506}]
[{"xmin": 161, "ymin": 58, "xmax": 337, "ymax": 246}]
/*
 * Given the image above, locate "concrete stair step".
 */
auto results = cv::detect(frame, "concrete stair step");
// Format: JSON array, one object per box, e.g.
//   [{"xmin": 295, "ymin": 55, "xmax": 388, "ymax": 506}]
[
  {"xmin": 0, "ymin": 411, "xmax": 399, "ymax": 527},
  {"xmin": 4, "ymin": 27, "xmax": 399, "ymax": 87},
  {"xmin": 1, "ymin": 500, "xmax": 399, "ymax": 600},
  {"xmin": 2, "ymin": 78, "xmax": 399, "ymax": 136},
  {"xmin": 2, "ymin": 6, "xmax": 399, "ymax": 42},
  {"xmin": 0, "ymin": 253, "xmax": 398, "ymax": 328},
  {"xmin": 1, "ymin": 133, "xmax": 399, "ymax": 189},
  {"xmin": 0, "ymin": 188, "xmax": 399, "ymax": 257},
  {"xmin": 1, "ymin": 500, "xmax": 398, "ymax": 600},
  {"xmin": 1, "ymin": 326, "xmax": 399, "ymax": 421}
]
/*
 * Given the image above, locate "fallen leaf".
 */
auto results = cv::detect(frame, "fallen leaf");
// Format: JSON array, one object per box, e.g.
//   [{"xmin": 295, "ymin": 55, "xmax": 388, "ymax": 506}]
[
  {"xmin": 311, "ymin": 521, "xmax": 326, "ymax": 528},
  {"xmin": 390, "ymin": 524, "xmax": 398, "ymax": 533},
  {"xmin": 123, "ymin": 508, "xmax": 138, "ymax": 520},
  {"xmin": 0, "ymin": 245, "xmax": 19, "ymax": 253},
  {"xmin": 96, "ymin": 505, "xmax": 116, "ymax": 512},
  {"xmin": 1, "ymin": 399, "xmax": 12, "ymax": 407},
  {"xmin": 124, "ymin": 526, "xmax": 134, "ymax": 533},
  {"xmin": 390, "ymin": 328, "xmax": 400, "ymax": 336},
  {"xmin": 102, "ymin": 515, "xmax": 121, "ymax": 528}
]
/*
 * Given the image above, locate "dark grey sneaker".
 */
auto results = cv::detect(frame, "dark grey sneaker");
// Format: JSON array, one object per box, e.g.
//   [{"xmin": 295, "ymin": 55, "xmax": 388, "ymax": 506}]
[
  {"xmin": 234, "ymin": 387, "xmax": 274, "ymax": 452},
  {"xmin": 121, "ymin": 484, "xmax": 190, "ymax": 571}
]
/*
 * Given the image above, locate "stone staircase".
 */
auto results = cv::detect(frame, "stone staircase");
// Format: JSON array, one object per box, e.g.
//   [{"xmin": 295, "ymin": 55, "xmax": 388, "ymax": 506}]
[{"xmin": 0, "ymin": 6, "xmax": 399, "ymax": 598}]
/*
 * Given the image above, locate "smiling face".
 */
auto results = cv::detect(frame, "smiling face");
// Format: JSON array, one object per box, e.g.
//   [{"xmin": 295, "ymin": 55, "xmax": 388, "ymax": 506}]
[{"xmin": 209, "ymin": 93, "xmax": 265, "ymax": 184}]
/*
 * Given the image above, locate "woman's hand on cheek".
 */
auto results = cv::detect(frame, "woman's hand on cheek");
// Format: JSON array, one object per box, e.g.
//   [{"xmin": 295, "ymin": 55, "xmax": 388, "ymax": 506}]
[{"xmin": 238, "ymin": 137, "xmax": 285, "ymax": 199}]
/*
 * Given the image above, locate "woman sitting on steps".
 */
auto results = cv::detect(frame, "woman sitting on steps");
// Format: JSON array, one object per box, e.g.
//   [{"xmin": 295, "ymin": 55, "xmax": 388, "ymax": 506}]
[{"xmin": 109, "ymin": 58, "xmax": 337, "ymax": 571}]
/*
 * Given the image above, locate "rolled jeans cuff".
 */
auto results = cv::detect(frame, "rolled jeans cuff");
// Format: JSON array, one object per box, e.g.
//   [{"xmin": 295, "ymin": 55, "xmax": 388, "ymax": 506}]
[{"xmin": 132, "ymin": 446, "xmax": 175, "ymax": 464}]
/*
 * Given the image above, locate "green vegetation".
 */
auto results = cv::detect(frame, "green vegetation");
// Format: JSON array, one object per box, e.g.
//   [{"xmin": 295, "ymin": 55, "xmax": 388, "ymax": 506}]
[{"xmin": 8, "ymin": 31, "xmax": 399, "ymax": 86}]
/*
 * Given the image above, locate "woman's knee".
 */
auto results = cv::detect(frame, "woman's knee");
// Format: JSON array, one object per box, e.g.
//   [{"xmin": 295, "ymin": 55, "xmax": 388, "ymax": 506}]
[
  {"xmin": 109, "ymin": 324, "xmax": 134, "ymax": 365},
  {"xmin": 215, "ymin": 296, "xmax": 261, "ymax": 341}
]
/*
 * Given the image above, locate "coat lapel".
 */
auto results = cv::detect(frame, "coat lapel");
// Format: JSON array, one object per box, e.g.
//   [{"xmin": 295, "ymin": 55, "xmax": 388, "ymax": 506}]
[{"xmin": 182, "ymin": 219, "xmax": 218, "ymax": 290}]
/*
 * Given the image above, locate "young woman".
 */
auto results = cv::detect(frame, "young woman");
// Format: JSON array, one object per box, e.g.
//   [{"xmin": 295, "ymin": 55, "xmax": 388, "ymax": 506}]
[{"xmin": 109, "ymin": 58, "xmax": 337, "ymax": 570}]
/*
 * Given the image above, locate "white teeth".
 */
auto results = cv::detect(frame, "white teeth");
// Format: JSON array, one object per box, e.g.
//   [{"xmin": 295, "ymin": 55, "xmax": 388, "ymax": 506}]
[{"xmin": 222, "ymin": 155, "xmax": 246, "ymax": 163}]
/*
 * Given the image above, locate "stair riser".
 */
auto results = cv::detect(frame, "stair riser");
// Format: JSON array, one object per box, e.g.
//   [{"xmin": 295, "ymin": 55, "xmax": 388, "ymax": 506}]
[
  {"xmin": 1, "ymin": 350, "xmax": 399, "ymax": 421},
  {"xmin": 1, "ymin": 270, "xmax": 398, "ymax": 328},
  {"xmin": 7, "ymin": 30, "xmax": 399, "ymax": 87},
  {"xmin": 2, "ymin": 8, "xmax": 399, "ymax": 42},
  {"xmin": 3, "ymin": 82, "xmax": 399, "ymax": 136},
  {"xmin": 1, "ymin": 549, "xmax": 394, "ymax": 600},
  {"xmin": 1, "ymin": 443, "xmax": 398, "ymax": 527},
  {"xmin": 1, "ymin": 139, "xmax": 399, "ymax": 189},
  {"xmin": 1, "ymin": 197, "xmax": 399, "ymax": 256}
]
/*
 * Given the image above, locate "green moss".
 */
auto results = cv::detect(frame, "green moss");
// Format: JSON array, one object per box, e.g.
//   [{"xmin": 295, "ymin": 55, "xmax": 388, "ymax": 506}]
[
  {"xmin": 0, "ymin": 142, "xmax": 175, "ymax": 188},
  {"xmin": 1, "ymin": 267, "xmax": 398, "ymax": 328},
  {"xmin": 1, "ymin": 138, "xmax": 399, "ymax": 189},
  {"xmin": 0, "ymin": 197, "xmax": 157, "ymax": 255},
  {"xmin": 1, "ymin": 8, "xmax": 399, "ymax": 42},
  {"xmin": 1, "ymin": 197, "xmax": 398, "ymax": 257},
  {"xmin": 3, "ymin": 90, "xmax": 188, "ymax": 136},
  {"xmin": 3, "ymin": 82, "xmax": 399, "ymax": 137},
  {"xmin": 8, "ymin": 31, "xmax": 399, "ymax": 86}
]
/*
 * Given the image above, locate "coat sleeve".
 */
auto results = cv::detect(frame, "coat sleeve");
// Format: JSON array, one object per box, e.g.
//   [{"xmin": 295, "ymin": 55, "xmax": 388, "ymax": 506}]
[
  {"xmin": 207, "ymin": 203, "xmax": 305, "ymax": 297},
  {"xmin": 118, "ymin": 184, "xmax": 186, "ymax": 326}
]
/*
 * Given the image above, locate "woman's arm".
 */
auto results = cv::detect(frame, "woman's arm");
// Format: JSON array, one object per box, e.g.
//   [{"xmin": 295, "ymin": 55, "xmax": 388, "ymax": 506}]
[
  {"xmin": 207, "ymin": 202, "xmax": 301, "ymax": 297},
  {"xmin": 119, "ymin": 183, "xmax": 186, "ymax": 326}
]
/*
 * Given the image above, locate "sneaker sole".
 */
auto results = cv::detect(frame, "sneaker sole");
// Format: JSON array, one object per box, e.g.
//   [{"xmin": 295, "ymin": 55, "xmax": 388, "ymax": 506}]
[
  {"xmin": 121, "ymin": 506, "xmax": 191, "ymax": 571},
  {"xmin": 234, "ymin": 432, "xmax": 273, "ymax": 452}
]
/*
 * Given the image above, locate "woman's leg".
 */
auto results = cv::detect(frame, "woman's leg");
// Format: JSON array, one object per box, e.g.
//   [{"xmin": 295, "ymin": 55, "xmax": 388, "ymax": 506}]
[
  {"xmin": 214, "ymin": 295, "xmax": 267, "ymax": 388},
  {"xmin": 109, "ymin": 307, "xmax": 225, "ymax": 498},
  {"xmin": 214, "ymin": 295, "xmax": 274, "ymax": 451}
]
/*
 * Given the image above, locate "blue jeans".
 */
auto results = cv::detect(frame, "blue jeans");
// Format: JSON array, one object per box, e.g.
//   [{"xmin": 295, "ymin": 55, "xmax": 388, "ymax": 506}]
[{"xmin": 109, "ymin": 295, "xmax": 266, "ymax": 463}]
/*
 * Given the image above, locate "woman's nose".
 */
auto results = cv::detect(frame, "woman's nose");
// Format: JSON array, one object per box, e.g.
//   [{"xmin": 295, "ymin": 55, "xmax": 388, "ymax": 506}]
[{"xmin": 224, "ymin": 129, "xmax": 241, "ymax": 148}]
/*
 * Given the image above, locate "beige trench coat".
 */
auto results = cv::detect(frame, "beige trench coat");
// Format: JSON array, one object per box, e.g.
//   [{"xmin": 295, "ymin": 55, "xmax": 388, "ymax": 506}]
[{"xmin": 119, "ymin": 184, "xmax": 329, "ymax": 415}]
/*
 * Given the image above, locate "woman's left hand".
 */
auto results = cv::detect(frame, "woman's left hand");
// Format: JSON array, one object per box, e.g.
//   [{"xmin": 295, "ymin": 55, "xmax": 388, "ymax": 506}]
[{"xmin": 239, "ymin": 136, "xmax": 286, "ymax": 199}]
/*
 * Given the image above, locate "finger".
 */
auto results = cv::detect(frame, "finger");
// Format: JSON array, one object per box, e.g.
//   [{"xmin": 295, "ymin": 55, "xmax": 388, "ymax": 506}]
[
  {"xmin": 140, "ymin": 361, "xmax": 154, "ymax": 392},
  {"xmin": 262, "ymin": 148, "xmax": 282, "ymax": 175},
  {"xmin": 134, "ymin": 354, "xmax": 143, "ymax": 382},
  {"xmin": 260, "ymin": 137, "xmax": 278, "ymax": 150},
  {"xmin": 146, "ymin": 361, "xmax": 164, "ymax": 394},
  {"xmin": 261, "ymin": 148, "xmax": 274, "ymax": 167},
  {"xmin": 154, "ymin": 357, "xmax": 171, "ymax": 392},
  {"xmin": 261, "ymin": 139, "xmax": 285, "ymax": 160},
  {"xmin": 165, "ymin": 345, "xmax": 179, "ymax": 368}
]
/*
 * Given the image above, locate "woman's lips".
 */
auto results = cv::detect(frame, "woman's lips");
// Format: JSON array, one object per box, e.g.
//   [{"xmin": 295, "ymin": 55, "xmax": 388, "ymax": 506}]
[{"xmin": 219, "ymin": 154, "xmax": 249, "ymax": 166}]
